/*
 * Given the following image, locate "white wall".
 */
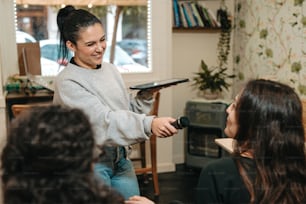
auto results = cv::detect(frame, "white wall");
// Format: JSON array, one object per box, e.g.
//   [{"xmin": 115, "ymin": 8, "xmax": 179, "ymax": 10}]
[
  {"xmin": 171, "ymin": 0, "xmax": 235, "ymax": 164},
  {"xmin": 172, "ymin": 32, "xmax": 221, "ymax": 163},
  {"xmin": 0, "ymin": 0, "xmax": 16, "ymax": 150},
  {"xmin": 0, "ymin": 1, "xmax": 17, "ymax": 202}
]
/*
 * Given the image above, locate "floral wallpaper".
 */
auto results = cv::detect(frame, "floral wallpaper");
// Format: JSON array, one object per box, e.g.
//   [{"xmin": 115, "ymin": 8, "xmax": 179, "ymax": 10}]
[{"xmin": 233, "ymin": 0, "xmax": 306, "ymax": 96}]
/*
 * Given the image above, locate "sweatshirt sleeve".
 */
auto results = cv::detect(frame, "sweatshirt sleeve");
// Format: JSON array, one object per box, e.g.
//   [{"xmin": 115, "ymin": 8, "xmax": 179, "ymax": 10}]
[{"xmin": 129, "ymin": 90, "xmax": 155, "ymax": 115}]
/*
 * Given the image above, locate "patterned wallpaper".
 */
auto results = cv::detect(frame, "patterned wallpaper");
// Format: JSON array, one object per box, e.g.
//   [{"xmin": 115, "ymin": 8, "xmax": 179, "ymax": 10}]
[{"xmin": 233, "ymin": 0, "xmax": 306, "ymax": 96}]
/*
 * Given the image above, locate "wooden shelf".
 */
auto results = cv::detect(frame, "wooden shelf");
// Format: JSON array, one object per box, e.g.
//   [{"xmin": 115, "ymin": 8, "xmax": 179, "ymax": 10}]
[{"xmin": 172, "ymin": 27, "xmax": 221, "ymax": 33}]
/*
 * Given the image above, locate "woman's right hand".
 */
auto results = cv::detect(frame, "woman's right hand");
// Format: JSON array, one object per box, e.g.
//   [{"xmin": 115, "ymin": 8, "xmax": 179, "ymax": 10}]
[
  {"xmin": 125, "ymin": 195, "xmax": 155, "ymax": 204},
  {"xmin": 151, "ymin": 117, "xmax": 178, "ymax": 138}
]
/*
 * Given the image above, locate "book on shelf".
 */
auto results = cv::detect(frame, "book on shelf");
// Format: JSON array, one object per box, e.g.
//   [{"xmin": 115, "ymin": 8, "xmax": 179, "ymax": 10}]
[
  {"xmin": 202, "ymin": 5, "xmax": 214, "ymax": 27},
  {"xmin": 187, "ymin": 2, "xmax": 201, "ymax": 27},
  {"xmin": 178, "ymin": 1, "xmax": 188, "ymax": 27},
  {"xmin": 199, "ymin": 1, "xmax": 220, "ymax": 28},
  {"xmin": 172, "ymin": 0, "xmax": 221, "ymax": 29},
  {"xmin": 179, "ymin": 2, "xmax": 192, "ymax": 27},
  {"xmin": 207, "ymin": 8, "xmax": 220, "ymax": 27},
  {"xmin": 181, "ymin": 1, "xmax": 197, "ymax": 27},
  {"xmin": 190, "ymin": 2, "xmax": 204, "ymax": 27},
  {"xmin": 194, "ymin": 2, "xmax": 211, "ymax": 27},
  {"xmin": 173, "ymin": 0, "xmax": 181, "ymax": 27}
]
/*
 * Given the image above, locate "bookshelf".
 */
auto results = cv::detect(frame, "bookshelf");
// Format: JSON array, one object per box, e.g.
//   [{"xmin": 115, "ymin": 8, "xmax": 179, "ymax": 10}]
[
  {"xmin": 172, "ymin": 0, "xmax": 221, "ymax": 33},
  {"xmin": 172, "ymin": 27, "xmax": 221, "ymax": 33}
]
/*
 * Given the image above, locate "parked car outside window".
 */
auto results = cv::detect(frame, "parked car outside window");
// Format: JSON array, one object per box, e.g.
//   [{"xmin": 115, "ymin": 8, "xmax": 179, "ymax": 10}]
[
  {"xmin": 16, "ymin": 30, "xmax": 36, "ymax": 43},
  {"xmin": 117, "ymin": 39, "xmax": 147, "ymax": 67},
  {"xmin": 104, "ymin": 44, "xmax": 148, "ymax": 73}
]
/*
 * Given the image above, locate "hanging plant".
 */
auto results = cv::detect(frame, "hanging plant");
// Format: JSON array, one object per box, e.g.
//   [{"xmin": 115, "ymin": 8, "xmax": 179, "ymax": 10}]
[
  {"xmin": 192, "ymin": 1, "xmax": 235, "ymax": 98},
  {"xmin": 217, "ymin": 2, "xmax": 232, "ymax": 69}
]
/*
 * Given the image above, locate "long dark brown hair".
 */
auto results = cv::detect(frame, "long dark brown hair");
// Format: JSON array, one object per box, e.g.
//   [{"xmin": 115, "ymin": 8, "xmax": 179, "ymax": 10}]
[{"xmin": 233, "ymin": 79, "xmax": 306, "ymax": 203}]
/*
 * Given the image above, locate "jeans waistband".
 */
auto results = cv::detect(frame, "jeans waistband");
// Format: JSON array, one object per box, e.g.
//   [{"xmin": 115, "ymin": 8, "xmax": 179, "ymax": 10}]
[{"xmin": 98, "ymin": 146, "xmax": 126, "ymax": 164}]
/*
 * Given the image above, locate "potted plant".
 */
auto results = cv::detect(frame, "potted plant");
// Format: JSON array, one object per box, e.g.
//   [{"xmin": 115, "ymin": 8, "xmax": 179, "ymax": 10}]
[
  {"xmin": 192, "ymin": 3, "xmax": 235, "ymax": 99},
  {"xmin": 192, "ymin": 60, "xmax": 235, "ymax": 99}
]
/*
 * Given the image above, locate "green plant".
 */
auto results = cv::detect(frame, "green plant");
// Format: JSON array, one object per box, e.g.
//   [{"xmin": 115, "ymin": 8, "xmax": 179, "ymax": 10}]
[
  {"xmin": 192, "ymin": 60, "xmax": 235, "ymax": 92},
  {"xmin": 192, "ymin": 4, "xmax": 235, "ymax": 94}
]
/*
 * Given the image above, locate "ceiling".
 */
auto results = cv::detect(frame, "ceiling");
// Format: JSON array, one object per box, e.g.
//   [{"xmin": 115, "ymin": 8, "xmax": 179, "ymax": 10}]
[{"xmin": 15, "ymin": 0, "xmax": 146, "ymax": 6}]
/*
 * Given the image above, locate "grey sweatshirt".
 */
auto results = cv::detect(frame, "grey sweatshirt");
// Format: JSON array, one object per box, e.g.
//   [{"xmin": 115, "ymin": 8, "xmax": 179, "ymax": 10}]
[{"xmin": 53, "ymin": 62, "xmax": 154, "ymax": 146}]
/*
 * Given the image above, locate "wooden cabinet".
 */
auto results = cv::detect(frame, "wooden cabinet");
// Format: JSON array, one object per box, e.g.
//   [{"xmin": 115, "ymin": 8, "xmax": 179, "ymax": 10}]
[{"xmin": 6, "ymin": 90, "xmax": 53, "ymax": 121}]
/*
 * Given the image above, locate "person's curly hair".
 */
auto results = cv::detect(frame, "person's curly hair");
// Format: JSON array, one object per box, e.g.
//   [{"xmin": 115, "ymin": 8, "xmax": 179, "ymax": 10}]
[{"xmin": 1, "ymin": 105, "xmax": 124, "ymax": 204}]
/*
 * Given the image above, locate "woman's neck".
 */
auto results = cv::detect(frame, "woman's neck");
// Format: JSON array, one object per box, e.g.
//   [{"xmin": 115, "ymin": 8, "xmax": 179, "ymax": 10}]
[
  {"xmin": 70, "ymin": 57, "xmax": 101, "ymax": 69},
  {"xmin": 240, "ymin": 150, "xmax": 253, "ymax": 159}
]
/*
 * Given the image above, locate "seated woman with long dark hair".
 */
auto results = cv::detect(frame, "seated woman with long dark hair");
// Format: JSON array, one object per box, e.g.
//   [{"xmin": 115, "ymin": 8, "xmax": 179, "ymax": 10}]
[{"xmin": 197, "ymin": 79, "xmax": 306, "ymax": 204}]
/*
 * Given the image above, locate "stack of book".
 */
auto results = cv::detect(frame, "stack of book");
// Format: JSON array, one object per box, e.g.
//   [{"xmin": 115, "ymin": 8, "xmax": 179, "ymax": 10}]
[{"xmin": 172, "ymin": 0, "xmax": 220, "ymax": 28}]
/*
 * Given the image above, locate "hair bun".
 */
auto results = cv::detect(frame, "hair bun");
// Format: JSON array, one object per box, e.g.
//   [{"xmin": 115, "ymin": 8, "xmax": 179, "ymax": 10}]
[{"xmin": 57, "ymin": 5, "xmax": 76, "ymax": 32}]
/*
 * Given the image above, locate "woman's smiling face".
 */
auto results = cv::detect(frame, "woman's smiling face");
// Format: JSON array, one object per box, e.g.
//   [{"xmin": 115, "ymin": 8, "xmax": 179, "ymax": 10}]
[{"xmin": 67, "ymin": 23, "xmax": 106, "ymax": 69}]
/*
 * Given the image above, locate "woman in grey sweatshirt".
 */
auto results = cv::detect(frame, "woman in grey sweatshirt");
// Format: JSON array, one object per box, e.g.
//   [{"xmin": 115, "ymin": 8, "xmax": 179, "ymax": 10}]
[{"xmin": 53, "ymin": 5, "xmax": 177, "ymax": 200}]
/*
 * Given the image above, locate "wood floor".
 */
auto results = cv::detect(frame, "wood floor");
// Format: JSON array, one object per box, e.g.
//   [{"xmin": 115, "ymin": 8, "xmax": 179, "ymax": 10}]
[{"xmin": 138, "ymin": 164, "xmax": 201, "ymax": 204}]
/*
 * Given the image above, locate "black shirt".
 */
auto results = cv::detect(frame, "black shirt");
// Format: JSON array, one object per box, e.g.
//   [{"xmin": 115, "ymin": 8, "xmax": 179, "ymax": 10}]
[{"xmin": 196, "ymin": 156, "xmax": 256, "ymax": 204}]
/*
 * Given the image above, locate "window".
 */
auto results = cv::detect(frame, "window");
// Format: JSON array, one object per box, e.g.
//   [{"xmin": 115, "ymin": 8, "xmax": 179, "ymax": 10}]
[{"xmin": 14, "ymin": 1, "xmax": 151, "ymax": 75}]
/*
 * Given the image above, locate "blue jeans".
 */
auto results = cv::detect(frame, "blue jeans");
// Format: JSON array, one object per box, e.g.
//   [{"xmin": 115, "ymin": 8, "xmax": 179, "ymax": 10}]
[{"xmin": 94, "ymin": 147, "xmax": 140, "ymax": 200}]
